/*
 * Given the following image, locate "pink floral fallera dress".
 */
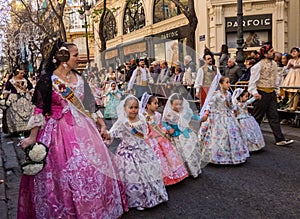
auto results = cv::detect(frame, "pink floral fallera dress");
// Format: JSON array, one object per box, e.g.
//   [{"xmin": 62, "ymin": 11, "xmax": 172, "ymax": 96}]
[
  {"xmin": 199, "ymin": 90, "xmax": 250, "ymax": 164},
  {"xmin": 17, "ymin": 75, "xmax": 128, "ymax": 219},
  {"xmin": 143, "ymin": 112, "xmax": 188, "ymax": 185}
]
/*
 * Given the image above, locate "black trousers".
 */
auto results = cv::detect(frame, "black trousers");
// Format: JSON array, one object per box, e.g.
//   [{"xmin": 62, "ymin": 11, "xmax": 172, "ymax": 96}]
[{"xmin": 253, "ymin": 90, "xmax": 285, "ymax": 142}]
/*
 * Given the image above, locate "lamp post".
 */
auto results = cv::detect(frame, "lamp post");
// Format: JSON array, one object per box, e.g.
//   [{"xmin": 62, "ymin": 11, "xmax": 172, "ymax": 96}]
[
  {"xmin": 236, "ymin": 0, "xmax": 245, "ymax": 69},
  {"xmin": 79, "ymin": 0, "xmax": 91, "ymax": 71}
]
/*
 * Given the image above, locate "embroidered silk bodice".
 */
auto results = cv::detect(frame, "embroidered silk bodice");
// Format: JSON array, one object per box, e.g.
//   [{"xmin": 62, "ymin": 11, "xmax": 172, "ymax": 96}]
[
  {"xmin": 235, "ymin": 97, "xmax": 256, "ymax": 120},
  {"xmin": 110, "ymin": 118, "xmax": 149, "ymax": 149},
  {"xmin": 162, "ymin": 112, "xmax": 193, "ymax": 138},
  {"xmin": 207, "ymin": 90, "xmax": 234, "ymax": 117}
]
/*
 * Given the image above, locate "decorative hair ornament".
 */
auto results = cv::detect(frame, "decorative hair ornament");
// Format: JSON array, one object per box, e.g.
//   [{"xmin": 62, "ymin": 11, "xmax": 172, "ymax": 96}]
[
  {"xmin": 140, "ymin": 92, "xmax": 152, "ymax": 114},
  {"xmin": 59, "ymin": 46, "xmax": 68, "ymax": 52},
  {"xmin": 231, "ymin": 88, "xmax": 244, "ymax": 105},
  {"xmin": 265, "ymin": 44, "xmax": 271, "ymax": 52},
  {"xmin": 63, "ymin": 62, "xmax": 68, "ymax": 69}
]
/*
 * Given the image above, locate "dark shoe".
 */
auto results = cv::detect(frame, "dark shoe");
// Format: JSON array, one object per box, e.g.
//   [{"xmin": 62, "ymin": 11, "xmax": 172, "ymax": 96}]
[{"xmin": 276, "ymin": 139, "xmax": 294, "ymax": 146}]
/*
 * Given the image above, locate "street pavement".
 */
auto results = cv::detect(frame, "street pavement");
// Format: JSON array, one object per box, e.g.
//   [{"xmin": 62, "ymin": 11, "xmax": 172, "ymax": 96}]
[{"xmin": 0, "ymin": 122, "xmax": 299, "ymax": 219}]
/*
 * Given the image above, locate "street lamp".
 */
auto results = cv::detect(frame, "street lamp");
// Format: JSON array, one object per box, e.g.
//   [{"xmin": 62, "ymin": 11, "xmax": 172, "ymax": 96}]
[
  {"xmin": 79, "ymin": 0, "xmax": 91, "ymax": 71},
  {"xmin": 236, "ymin": 0, "xmax": 245, "ymax": 69}
]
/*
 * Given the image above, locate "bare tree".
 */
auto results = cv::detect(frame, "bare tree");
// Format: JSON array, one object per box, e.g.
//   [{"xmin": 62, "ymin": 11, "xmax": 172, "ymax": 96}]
[
  {"xmin": 170, "ymin": 0, "xmax": 198, "ymax": 51},
  {"xmin": 10, "ymin": 0, "xmax": 67, "ymax": 41}
]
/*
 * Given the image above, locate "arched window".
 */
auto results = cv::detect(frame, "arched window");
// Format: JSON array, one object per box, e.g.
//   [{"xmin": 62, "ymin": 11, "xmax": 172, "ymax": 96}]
[
  {"xmin": 123, "ymin": 0, "xmax": 145, "ymax": 34},
  {"xmin": 153, "ymin": 0, "xmax": 188, "ymax": 23},
  {"xmin": 103, "ymin": 11, "xmax": 117, "ymax": 41}
]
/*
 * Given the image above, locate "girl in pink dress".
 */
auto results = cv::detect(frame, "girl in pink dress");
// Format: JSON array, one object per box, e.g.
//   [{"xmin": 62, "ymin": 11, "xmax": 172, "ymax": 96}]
[
  {"xmin": 140, "ymin": 93, "xmax": 188, "ymax": 185},
  {"xmin": 18, "ymin": 42, "xmax": 128, "ymax": 219},
  {"xmin": 282, "ymin": 47, "xmax": 300, "ymax": 111}
]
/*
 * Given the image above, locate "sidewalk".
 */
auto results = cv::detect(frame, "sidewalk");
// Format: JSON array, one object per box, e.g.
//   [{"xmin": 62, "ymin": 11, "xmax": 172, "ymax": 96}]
[{"xmin": 0, "ymin": 135, "xmax": 24, "ymax": 219}]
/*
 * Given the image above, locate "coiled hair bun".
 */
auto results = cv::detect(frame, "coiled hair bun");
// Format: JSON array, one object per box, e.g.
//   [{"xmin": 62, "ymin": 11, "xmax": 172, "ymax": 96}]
[{"xmin": 55, "ymin": 46, "xmax": 70, "ymax": 62}]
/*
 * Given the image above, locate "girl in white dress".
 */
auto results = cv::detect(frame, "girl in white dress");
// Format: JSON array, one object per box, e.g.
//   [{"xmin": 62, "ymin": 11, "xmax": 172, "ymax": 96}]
[
  {"xmin": 232, "ymin": 88, "xmax": 265, "ymax": 152},
  {"xmin": 199, "ymin": 76, "xmax": 249, "ymax": 164},
  {"xmin": 107, "ymin": 95, "xmax": 168, "ymax": 211}
]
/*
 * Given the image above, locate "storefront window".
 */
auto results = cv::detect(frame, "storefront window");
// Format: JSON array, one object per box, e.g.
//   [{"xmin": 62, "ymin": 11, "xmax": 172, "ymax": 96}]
[
  {"xmin": 123, "ymin": 0, "xmax": 145, "ymax": 34},
  {"xmin": 227, "ymin": 31, "xmax": 271, "ymax": 48},
  {"xmin": 103, "ymin": 11, "xmax": 117, "ymax": 41},
  {"xmin": 153, "ymin": 0, "xmax": 188, "ymax": 23},
  {"xmin": 154, "ymin": 43, "xmax": 166, "ymax": 61},
  {"xmin": 225, "ymin": 14, "xmax": 272, "ymax": 48},
  {"xmin": 154, "ymin": 38, "xmax": 187, "ymax": 67}
]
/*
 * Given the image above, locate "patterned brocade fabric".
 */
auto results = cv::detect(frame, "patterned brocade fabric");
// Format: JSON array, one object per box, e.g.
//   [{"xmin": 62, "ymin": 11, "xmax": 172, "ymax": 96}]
[{"xmin": 27, "ymin": 113, "xmax": 46, "ymax": 130}]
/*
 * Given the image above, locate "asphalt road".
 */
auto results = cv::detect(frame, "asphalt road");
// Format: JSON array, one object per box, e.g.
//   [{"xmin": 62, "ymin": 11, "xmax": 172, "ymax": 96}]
[
  {"xmin": 121, "ymin": 133, "xmax": 300, "ymax": 219},
  {"xmin": 0, "ymin": 130, "xmax": 299, "ymax": 219}
]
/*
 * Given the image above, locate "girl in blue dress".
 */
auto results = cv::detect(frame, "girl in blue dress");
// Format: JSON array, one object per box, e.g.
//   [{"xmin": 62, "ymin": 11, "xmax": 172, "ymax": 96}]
[
  {"xmin": 104, "ymin": 81, "xmax": 123, "ymax": 119},
  {"xmin": 162, "ymin": 93, "xmax": 202, "ymax": 178}
]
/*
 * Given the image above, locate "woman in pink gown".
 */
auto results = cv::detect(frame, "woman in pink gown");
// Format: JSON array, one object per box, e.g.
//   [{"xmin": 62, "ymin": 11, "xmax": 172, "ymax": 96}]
[{"xmin": 18, "ymin": 42, "xmax": 128, "ymax": 219}]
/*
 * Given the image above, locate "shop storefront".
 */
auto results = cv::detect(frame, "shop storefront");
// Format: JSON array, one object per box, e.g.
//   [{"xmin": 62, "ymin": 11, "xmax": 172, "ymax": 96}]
[
  {"xmin": 103, "ymin": 48, "xmax": 119, "ymax": 69},
  {"xmin": 152, "ymin": 25, "xmax": 189, "ymax": 66},
  {"xmin": 102, "ymin": 39, "xmax": 149, "ymax": 68},
  {"xmin": 225, "ymin": 14, "xmax": 272, "ymax": 49}
]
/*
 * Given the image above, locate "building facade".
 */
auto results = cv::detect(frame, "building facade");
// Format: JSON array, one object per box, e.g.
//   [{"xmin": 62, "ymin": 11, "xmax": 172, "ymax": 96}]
[
  {"xmin": 198, "ymin": 0, "xmax": 300, "ymax": 57},
  {"xmin": 91, "ymin": 0, "xmax": 299, "ymax": 68}
]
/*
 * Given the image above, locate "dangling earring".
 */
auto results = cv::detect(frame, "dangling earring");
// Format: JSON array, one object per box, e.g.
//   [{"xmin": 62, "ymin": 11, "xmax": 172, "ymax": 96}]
[{"xmin": 63, "ymin": 62, "xmax": 68, "ymax": 69}]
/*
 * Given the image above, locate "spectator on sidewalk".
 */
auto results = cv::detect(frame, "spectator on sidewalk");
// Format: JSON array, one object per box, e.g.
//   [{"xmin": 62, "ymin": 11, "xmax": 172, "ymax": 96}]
[
  {"xmin": 248, "ymin": 43, "xmax": 294, "ymax": 146},
  {"xmin": 195, "ymin": 54, "xmax": 220, "ymax": 106},
  {"xmin": 239, "ymin": 58, "xmax": 256, "ymax": 82},
  {"xmin": 224, "ymin": 58, "xmax": 243, "ymax": 84},
  {"xmin": 157, "ymin": 61, "xmax": 170, "ymax": 84}
]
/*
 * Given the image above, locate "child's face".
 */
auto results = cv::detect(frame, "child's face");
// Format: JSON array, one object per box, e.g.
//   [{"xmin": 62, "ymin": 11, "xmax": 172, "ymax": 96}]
[
  {"xmin": 125, "ymin": 99, "xmax": 139, "ymax": 120},
  {"xmin": 220, "ymin": 78, "xmax": 231, "ymax": 90},
  {"xmin": 281, "ymin": 56, "xmax": 288, "ymax": 65},
  {"xmin": 111, "ymin": 83, "xmax": 116, "ymax": 90},
  {"xmin": 171, "ymin": 100, "xmax": 183, "ymax": 112},
  {"xmin": 291, "ymin": 50, "xmax": 299, "ymax": 59},
  {"xmin": 240, "ymin": 92, "xmax": 250, "ymax": 102},
  {"xmin": 147, "ymin": 97, "xmax": 159, "ymax": 112}
]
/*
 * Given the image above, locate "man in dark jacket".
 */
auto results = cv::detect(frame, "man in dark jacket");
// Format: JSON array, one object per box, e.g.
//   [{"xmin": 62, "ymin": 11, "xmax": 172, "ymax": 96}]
[{"xmin": 224, "ymin": 58, "xmax": 243, "ymax": 84}]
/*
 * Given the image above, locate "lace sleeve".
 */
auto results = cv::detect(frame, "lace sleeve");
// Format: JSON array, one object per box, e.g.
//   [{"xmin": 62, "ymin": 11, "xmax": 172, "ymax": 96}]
[
  {"xmin": 27, "ymin": 108, "xmax": 46, "ymax": 129},
  {"xmin": 91, "ymin": 110, "xmax": 104, "ymax": 121},
  {"xmin": 108, "ymin": 120, "xmax": 124, "ymax": 139}
]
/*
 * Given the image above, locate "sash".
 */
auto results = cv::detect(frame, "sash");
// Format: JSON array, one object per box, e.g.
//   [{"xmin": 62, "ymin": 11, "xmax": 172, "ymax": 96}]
[
  {"xmin": 144, "ymin": 114, "xmax": 171, "ymax": 141},
  {"xmin": 52, "ymin": 77, "xmax": 92, "ymax": 119},
  {"xmin": 124, "ymin": 121, "xmax": 144, "ymax": 139},
  {"xmin": 11, "ymin": 79, "xmax": 28, "ymax": 93}
]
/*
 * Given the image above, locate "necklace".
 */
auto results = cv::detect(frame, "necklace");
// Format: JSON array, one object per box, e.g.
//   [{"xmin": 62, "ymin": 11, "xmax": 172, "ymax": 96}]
[{"xmin": 54, "ymin": 70, "xmax": 71, "ymax": 83}]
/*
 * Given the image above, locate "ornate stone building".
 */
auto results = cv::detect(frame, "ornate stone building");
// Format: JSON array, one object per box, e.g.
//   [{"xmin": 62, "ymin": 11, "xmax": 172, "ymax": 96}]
[
  {"xmin": 198, "ymin": 0, "xmax": 300, "ymax": 57},
  {"xmin": 91, "ymin": 0, "xmax": 299, "ymax": 67}
]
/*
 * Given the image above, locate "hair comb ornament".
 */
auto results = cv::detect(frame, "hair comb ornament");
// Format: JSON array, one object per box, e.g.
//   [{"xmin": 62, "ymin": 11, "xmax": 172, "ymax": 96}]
[{"xmin": 59, "ymin": 46, "xmax": 68, "ymax": 52}]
